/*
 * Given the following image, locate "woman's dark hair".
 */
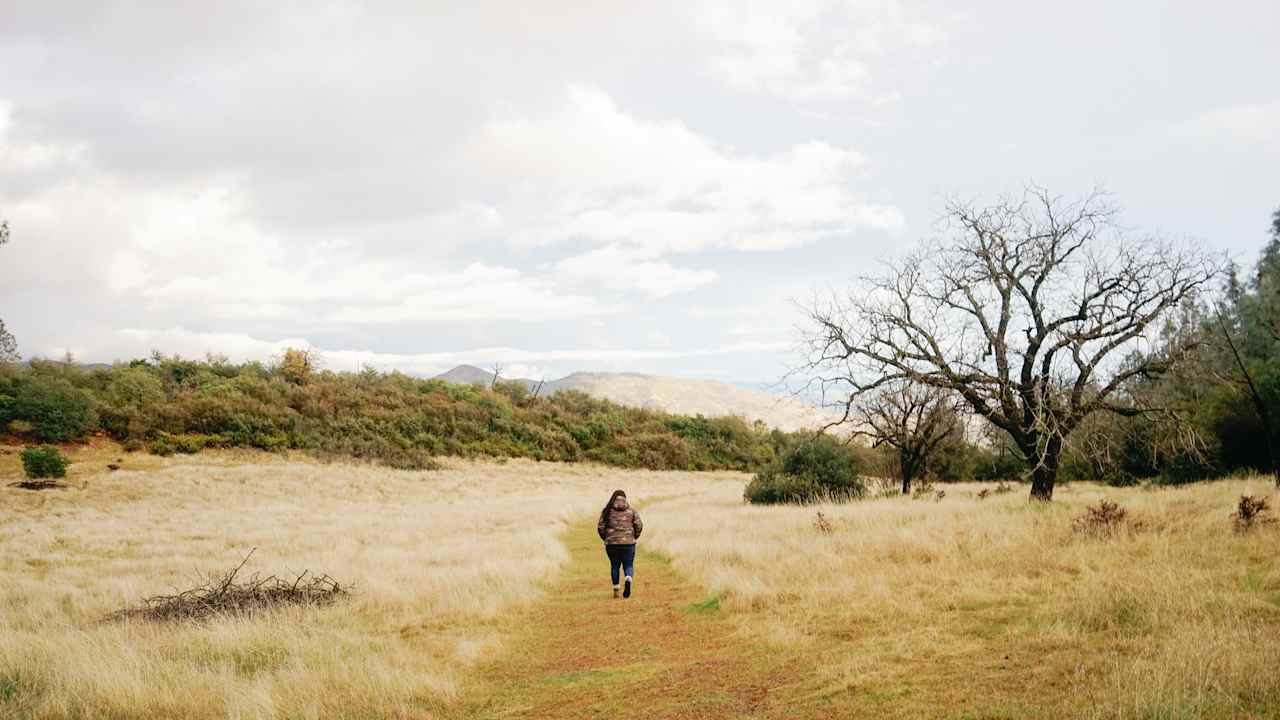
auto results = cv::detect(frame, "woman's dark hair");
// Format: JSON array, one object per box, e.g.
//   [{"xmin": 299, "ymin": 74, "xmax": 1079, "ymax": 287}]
[{"xmin": 599, "ymin": 489, "xmax": 627, "ymax": 526}]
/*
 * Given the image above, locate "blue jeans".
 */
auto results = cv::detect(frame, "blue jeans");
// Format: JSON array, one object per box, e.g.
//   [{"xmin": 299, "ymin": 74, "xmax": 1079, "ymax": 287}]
[{"xmin": 605, "ymin": 544, "xmax": 636, "ymax": 585}]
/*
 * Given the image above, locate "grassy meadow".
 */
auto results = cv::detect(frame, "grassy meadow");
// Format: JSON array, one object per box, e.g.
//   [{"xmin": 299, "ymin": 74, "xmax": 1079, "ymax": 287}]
[{"xmin": 2, "ymin": 441, "xmax": 1278, "ymax": 719}]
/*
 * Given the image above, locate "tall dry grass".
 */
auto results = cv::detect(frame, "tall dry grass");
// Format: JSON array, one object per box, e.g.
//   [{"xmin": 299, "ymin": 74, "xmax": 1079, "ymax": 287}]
[
  {"xmin": 0, "ymin": 445, "xmax": 738, "ymax": 719},
  {"xmin": 3, "ymin": 442, "xmax": 1278, "ymax": 719},
  {"xmin": 644, "ymin": 478, "xmax": 1280, "ymax": 717}
]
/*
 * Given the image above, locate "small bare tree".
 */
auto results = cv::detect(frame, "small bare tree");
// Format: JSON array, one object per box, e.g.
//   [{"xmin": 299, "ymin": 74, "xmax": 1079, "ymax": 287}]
[
  {"xmin": 800, "ymin": 188, "xmax": 1220, "ymax": 500},
  {"xmin": 831, "ymin": 381, "xmax": 961, "ymax": 494}
]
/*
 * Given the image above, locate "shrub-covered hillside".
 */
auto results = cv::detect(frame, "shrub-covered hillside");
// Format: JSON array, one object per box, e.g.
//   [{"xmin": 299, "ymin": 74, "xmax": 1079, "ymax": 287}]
[{"xmin": 0, "ymin": 353, "xmax": 794, "ymax": 471}]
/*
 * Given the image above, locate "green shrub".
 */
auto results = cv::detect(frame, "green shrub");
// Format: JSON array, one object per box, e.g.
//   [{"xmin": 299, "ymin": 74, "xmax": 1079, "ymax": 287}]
[
  {"xmin": 98, "ymin": 367, "xmax": 165, "ymax": 440},
  {"xmin": 149, "ymin": 437, "xmax": 175, "ymax": 456},
  {"xmin": 21, "ymin": 445, "xmax": 69, "ymax": 479},
  {"xmin": 745, "ymin": 436, "xmax": 865, "ymax": 504},
  {"xmin": 9, "ymin": 376, "xmax": 98, "ymax": 442},
  {"xmin": 1103, "ymin": 470, "xmax": 1139, "ymax": 487}
]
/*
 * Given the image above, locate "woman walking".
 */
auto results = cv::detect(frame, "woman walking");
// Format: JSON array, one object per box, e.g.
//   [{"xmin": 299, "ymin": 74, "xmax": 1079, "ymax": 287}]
[{"xmin": 597, "ymin": 489, "xmax": 643, "ymax": 598}]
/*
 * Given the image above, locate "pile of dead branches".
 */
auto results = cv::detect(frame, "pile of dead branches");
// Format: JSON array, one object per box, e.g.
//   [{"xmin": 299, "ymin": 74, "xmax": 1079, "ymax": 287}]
[
  {"xmin": 105, "ymin": 549, "xmax": 349, "ymax": 624},
  {"xmin": 8, "ymin": 479, "xmax": 67, "ymax": 490}
]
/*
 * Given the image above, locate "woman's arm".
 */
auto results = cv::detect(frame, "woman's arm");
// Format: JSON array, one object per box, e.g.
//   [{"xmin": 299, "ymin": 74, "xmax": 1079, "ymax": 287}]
[{"xmin": 632, "ymin": 510, "xmax": 643, "ymax": 538}]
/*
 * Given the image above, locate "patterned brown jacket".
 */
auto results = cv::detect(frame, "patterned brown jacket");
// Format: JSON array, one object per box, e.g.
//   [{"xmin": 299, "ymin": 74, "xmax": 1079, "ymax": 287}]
[{"xmin": 597, "ymin": 497, "xmax": 643, "ymax": 545}]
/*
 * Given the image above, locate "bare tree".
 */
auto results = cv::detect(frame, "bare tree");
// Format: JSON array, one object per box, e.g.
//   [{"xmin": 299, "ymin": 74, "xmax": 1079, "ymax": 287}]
[
  {"xmin": 800, "ymin": 188, "xmax": 1221, "ymax": 500},
  {"xmin": 833, "ymin": 381, "xmax": 961, "ymax": 494},
  {"xmin": 490, "ymin": 362, "xmax": 503, "ymax": 389}
]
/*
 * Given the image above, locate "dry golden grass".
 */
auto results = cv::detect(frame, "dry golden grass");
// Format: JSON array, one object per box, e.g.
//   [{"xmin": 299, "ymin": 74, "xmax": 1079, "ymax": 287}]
[
  {"xmin": 644, "ymin": 478, "xmax": 1280, "ymax": 718},
  {"xmin": 0, "ymin": 443, "xmax": 739, "ymax": 719},
  {"xmin": 2, "ymin": 441, "xmax": 1278, "ymax": 719}
]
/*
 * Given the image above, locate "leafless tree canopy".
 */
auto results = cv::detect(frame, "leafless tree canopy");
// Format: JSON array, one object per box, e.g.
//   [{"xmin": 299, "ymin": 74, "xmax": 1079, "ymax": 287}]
[
  {"xmin": 801, "ymin": 188, "xmax": 1222, "ymax": 500},
  {"xmin": 834, "ymin": 381, "xmax": 960, "ymax": 494}
]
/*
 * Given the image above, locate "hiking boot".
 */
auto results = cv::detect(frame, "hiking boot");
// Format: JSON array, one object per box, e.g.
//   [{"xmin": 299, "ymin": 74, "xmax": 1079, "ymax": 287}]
[
  {"xmin": 613, "ymin": 585, "xmax": 620, "ymax": 599},
  {"xmin": 623, "ymin": 576, "xmax": 632, "ymax": 598}
]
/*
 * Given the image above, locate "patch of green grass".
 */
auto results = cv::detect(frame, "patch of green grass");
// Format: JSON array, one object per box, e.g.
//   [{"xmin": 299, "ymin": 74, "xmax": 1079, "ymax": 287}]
[
  {"xmin": 1243, "ymin": 569, "xmax": 1266, "ymax": 593},
  {"xmin": 0, "ymin": 669, "xmax": 38, "ymax": 717},
  {"xmin": 685, "ymin": 595, "xmax": 721, "ymax": 613},
  {"xmin": 858, "ymin": 684, "xmax": 913, "ymax": 702},
  {"xmin": 543, "ymin": 669, "xmax": 615, "ymax": 687},
  {"xmin": 966, "ymin": 617, "xmax": 1011, "ymax": 640},
  {"xmin": 0, "ymin": 671, "xmax": 22, "ymax": 704}
]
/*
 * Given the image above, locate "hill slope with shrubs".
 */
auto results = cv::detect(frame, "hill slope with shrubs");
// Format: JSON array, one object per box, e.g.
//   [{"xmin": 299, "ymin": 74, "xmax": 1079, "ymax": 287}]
[{"xmin": 0, "ymin": 354, "xmax": 797, "ymax": 472}]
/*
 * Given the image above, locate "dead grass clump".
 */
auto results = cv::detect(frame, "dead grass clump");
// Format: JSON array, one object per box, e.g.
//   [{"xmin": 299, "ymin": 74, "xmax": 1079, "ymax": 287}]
[
  {"xmin": 1072, "ymin": 500, "xmax": 1135, "ymax": 537},
  {"xmin": 911, "ymin": 479, "xmax": 935, "ymax": 500},
  {"xmin": 813, "ymin": 511, "xmax": 834, "ymax": 535},
  {"xmin": 977, "ymin": 482, "xmax": 1015, "ymax": 500},
  {"xmin": 105, "ymin": 550, "xmax": 349, "ymax": 624},
  {"xmin": 1232, "ymin": 495, "xmax": 1275, "ymax": 533}
]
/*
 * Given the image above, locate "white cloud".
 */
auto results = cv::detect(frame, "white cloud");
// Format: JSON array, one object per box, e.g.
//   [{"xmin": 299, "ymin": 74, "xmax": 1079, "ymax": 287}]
[
  {"xmin": 1, "ymin": 172, "xmax": 618, "ymax": 327},
  {"xmin": 693, "ymin": 0, "xmax": 944, "ymax": 102},
  {"xmin": 460, "ymin": 86, "xmax": 902, "ymax": 256},
  {"xmin": 554, "ymin": 245, "xmax": 718, "ymax": 298},
  {"xmin": 1171, "ymin": 101, "xmax": 1280, "ymax": 152}
]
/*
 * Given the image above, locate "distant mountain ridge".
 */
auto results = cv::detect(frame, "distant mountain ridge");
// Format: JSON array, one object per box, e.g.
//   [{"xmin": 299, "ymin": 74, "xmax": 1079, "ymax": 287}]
[{"xmin": 433, "ymin": 365, "xmax": 834, "ymax": 432}]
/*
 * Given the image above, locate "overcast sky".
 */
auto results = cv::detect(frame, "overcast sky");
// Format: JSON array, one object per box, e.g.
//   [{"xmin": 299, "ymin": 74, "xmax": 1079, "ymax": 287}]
[{"xmin": 1, "ymin": 1, "xmax": 1277, "ymax": 382}]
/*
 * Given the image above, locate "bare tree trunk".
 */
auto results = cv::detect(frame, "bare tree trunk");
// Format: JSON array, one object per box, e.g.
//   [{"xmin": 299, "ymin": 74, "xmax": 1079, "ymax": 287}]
[
  {"xmin": 900, "ymin": 463, "xmax": 911, "ymax": 495},
  {"xmin": 1029, "ymin": 437, "xmax": 1061, "ymax": 501}
]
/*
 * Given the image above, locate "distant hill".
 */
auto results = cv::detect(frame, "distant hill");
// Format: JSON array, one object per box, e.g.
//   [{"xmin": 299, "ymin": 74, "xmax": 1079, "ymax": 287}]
[
  {"xmin": 434, "ymin": 364, "xmax": 505, "ymax": 387},
  {"xmin": 433, "ymin": 365, "xmax": 835, "ymax": 432}
]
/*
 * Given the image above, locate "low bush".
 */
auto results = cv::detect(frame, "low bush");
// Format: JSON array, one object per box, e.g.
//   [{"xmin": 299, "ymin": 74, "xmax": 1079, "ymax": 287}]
[
  {"xmin": 1072, "ymin": 500, "xmax": 1135, "ymax": 537},
  {"xmin": 744, "ymin": 436, "xmax": 865, "ymax": 504},
  {"xmin": 1232, "ymin": 495, "xmax": 1274, "ymax": 533},
  {"xmin": 21, "ymin": 445, "xmax": 69, "ymax": 479}
]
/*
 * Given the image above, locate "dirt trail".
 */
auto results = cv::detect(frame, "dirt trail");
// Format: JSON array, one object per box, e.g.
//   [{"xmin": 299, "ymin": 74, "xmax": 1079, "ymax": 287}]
[{"xmin": 459, "ymin": 519, "xmax": 794, "ymax": 719}]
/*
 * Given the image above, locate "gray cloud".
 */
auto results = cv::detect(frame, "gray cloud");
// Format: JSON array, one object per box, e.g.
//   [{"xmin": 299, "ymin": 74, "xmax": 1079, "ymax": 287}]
[{"xmin": 1, "ymin": 0, "xmax": 1277, "ymax": 382}]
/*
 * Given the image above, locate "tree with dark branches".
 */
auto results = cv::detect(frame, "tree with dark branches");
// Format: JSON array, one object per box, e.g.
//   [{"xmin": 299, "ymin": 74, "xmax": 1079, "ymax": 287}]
[
  {"xmin": 798, "ymin": 187, "xmax": 1222, "ymax": 501},
  {"xmin": 832, "ymin": 381, "xmax": 962, "ymax": 494}
]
